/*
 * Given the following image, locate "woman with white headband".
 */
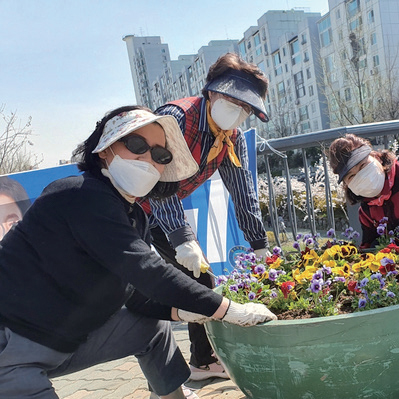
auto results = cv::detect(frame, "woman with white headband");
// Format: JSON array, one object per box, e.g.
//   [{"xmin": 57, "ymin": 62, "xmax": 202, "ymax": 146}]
[
  {"xmin": 329, "ymin": 133, "xmax": 399, "ymax": 247},
  {"xmin": 0, "ymin": 105, "xmax": 276, "ymax": 399}
]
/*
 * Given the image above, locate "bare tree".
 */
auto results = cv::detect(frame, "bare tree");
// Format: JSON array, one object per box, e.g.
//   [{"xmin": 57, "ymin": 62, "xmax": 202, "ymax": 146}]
[
  {"xmin": 318, "ymin": 23, "xmax": 399, "ymax": 127},
  {"xmin": 267, "ymin": 80, "xmax": 302, "ymax": 138},
  {"xmin": 372, "ymin": 47, "xmax": 399, "ymax": 121},
  {"xmin": 0, "ymin": 105, "xmax": 42, "ymax": 174}
]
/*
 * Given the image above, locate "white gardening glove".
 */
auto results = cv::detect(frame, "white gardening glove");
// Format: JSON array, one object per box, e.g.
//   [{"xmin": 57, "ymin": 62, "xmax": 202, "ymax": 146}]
[
  {"xmin": 177, "ymin": 309, "xmax": 212, "ymax": 324},
  {"xmin": 175, "ymin": 240, "xmax": 206, "ymax": 278},
  {"xmin": 254, "ymin": 248, "xmax": 272, "ymax": 260},
  {"xmin": 222, "ymin": 301, "xmax": 277, "ymax": 327}
]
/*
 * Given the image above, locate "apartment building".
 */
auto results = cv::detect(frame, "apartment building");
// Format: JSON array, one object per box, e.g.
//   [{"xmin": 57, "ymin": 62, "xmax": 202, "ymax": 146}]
[
  {"xmin": 123, "ymin": 35, "xmax": 171, "ymax": 110},
  {"xmin": 318, "ymin": 0, "xmax": 399, "ymax": 127},
  {"xmin": 123, "ymin": 1, "xmax": 399, "ymax": 139},
  {"xmin": 123, "ymin": 35, "xmax": 238, "ymax": 110},
  {"xmin": 238, "ymin": 10, "xmax": 330, "ymax": 140}
]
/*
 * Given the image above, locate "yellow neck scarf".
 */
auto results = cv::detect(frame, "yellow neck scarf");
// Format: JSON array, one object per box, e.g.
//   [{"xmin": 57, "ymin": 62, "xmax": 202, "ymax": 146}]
[{"xmin": 206, "ymin": 101, "xmax": 242, "ymax": 167}]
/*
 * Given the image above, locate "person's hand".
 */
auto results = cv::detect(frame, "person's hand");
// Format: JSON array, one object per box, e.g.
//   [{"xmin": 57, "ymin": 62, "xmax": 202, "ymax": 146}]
[
  {"xmin": 177, "ymin": 309, "xmax": 212, "ymax": 324},
  {"xmin": 222, "ymin": 301, "xmax": 277, "ymax": 326},
  {"xmin": 175, "ymin": 240, "xmax": 205, "ymax": 278},
  {"xmin": 254, "ymin": 248, "xmax": 272, "ymax": 259}
]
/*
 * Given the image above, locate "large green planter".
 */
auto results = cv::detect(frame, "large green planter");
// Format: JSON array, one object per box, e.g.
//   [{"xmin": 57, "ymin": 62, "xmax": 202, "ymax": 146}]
[{"xmin": 205, "ymin": 287, "xmax": 399, "ymax": 399}]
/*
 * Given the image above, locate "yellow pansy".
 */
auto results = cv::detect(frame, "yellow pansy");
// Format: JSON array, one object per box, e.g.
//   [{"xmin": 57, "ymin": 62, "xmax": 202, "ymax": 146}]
[
  {"xmin": 270, "ymin": 257, "xmax": 282, "ymax": 269},
  {"xmin": 323, "ymin": 260, "xmax": 338, "ymax": 268},
  {"xmin": 339, "ymin": 244, "xmax": 358, "ymax": 258},
  {"xmin": 303, "ymin": 250, "xmax": 320, "ymax": 266},
  {"xmin": 320, "ymin": 245, "xmax": 340, "ymax": 261},
  {"xmin": 352, "ymin": 261, "xmax": 367, "ymax": 273},
  {"xmin": 293, "ymin": 268, "xmax": 310, "ymax": 284},
  {"xmin": 331, "ymin": 263, "xmax": 351, "ymax": 277}
]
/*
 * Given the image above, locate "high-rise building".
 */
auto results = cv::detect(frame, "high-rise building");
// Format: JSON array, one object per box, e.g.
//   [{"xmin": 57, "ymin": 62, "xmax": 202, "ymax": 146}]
[
  {"xmin": 123, "ymin": 35, "xmax": 237, "ymax": 110},
  {"xmin": 318, "ymin": 0, "xmax": 399, "ymax": 127},
  {"xmin": 123, "ymin": 1, "xmax": 399, "ymax": 139},
  {"xmin": 237, "ymin": 10, "xmax": 330, "ymax": 140},
  {"xmin": 123, "ymin": 35, "xmax": 171, "ymax": 110}
]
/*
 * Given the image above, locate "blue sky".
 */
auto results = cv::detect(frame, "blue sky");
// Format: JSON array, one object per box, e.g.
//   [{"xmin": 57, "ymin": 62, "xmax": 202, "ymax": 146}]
[{"xmin": 0, "ymin": 0, "xmax": 329, "ymax": 167}]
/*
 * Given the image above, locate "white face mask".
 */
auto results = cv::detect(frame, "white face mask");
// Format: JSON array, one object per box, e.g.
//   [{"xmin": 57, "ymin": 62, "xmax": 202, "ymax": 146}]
[
  {"xmin": 107, "ymin": 155, "xmax": 161, "ymax": 197},
  {"xmin": 211, "ymin": 98, "xmax": 250, "ymax": 130},
  {"xmin": 348, "ymin": 159, "xmax": 385, "ymax": 198}
]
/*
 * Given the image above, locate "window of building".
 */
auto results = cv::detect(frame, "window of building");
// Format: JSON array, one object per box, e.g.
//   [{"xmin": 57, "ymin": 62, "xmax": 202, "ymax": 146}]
[
  {"xmin": 258, "ymin": 61, "xmax": 266, "ymax": 73},
  {"xmin": 294, "ymin": 71, "xmax": 305, "ymax": 98},
  {"xmin": 285, "ymin": 63, "xmax": 289, "ymax": 72},
  {"xmin": 239, "ymin": 41, "xmax": 246, "ymax": 57},
  {"xmin": 273, "ymin": 52, "xmax": 281, "ymax": 66},
  {"xmin": 292, "ymin": 54, "xmax": 301, "ymax": 65},
  {"xmin": 359, "ymin": 58, "xmax": 367, "ymax": 68},
  {"xmin": 311, "ymin": 102, "xmax": 316, "ymax": 113},
  {"xmin": 256, "ymin": 47, "xmax": 262, "ymax": 56},
  {"xmin": 368, "ymin": 9, "xmax": 375, "ymax": 24},
  {"xmin": 338, "ymin": 30, "xmax": 343, "ymax": 41},
  {"xmin": 299, "ymin": 106, "xmax": 309, "ymax": 121},
  {"xmin": 324, "ymin": 55, "xmax": 335, "ymax": 73},
  {"xmin": 275, "ymin": 66, "xmax": 283, "ymax": 76},
  {"xmin": 318, "ymin": 16, "xmax": 332, "ymax": 47},
  {"xmin": 301, "ymin": 34, "xmax": 307, "ymax": 44},
  {"xmin": 254, "ymin": 33, "xmax": 261, "ymax": 47},
  {"xmin": 309, "ymin": 85, "xmax": 314, "ymax": 96},
  {"xmin": 320, "ymin": 29, "xmax": 332, "ymax": 47},
  {"xmin": 358, "ymin": 37, "xmax": 366, "ymax": 56},
  {"xmin": 347, "ymin": 0, "xmax": 360, "ymax": 19},
  {"xmin": 304, "ymin": 51, "xmax": 310, "ymax": 62},
  {"xmin": 290, "ymin": 39, "xmax": 301, "ymax": 65},
  {"xmin": 318, "ymin": 16, "xmax": 330, "ymax": 33},
  {"xmin": 336, "ymin": 9, "xmax": 341, "ymax": 19},
  {"xmin": 306, "ymin": 68, "xmax": 311, "ymax": 79},
  {"xmin": 373, "ymin": 55, "xmax": 380, "ymax": 67},
  {"xmin": 278, "ymin": 81, "xmax": 286, "ymax": 98},
  {"xmin": 301, "ymin": 121, "xmax": 311, "ymax": 132},
  {"xmin": 350, "ymin": 17, "xmax": 362, "ymax": 31},
  {"xmin": 313, "ymin": 120, "xmax": 319, "ymax": 130},
  {"xmin": 264, "ymin": 43, "xmax": 268, "ymax": 54},
  {"xmin": 290, "ymin": 39, "xmax": 300, "ymax": 55},
  {"xmin": 247, "ymin": 40, "xmax": 252, "ymax": 49},
  {"xmin": 371, "ymin": 32, "xmax": 377, "ymax": 45},
  {"xmin": 345, "ymin": 88, "xmax": 351, "ymax": 101}
]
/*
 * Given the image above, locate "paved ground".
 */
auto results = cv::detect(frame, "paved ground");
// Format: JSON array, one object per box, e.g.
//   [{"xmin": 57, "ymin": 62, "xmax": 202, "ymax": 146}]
[{"xmin": 52, "ymin": 321, "xmax": 246, "ymax": 399}]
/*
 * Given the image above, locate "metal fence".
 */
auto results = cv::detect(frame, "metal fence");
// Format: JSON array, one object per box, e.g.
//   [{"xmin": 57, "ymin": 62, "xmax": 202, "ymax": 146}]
[{"xmin": 256, "ymin": 120, "xmax": 399, "ymax": 247}]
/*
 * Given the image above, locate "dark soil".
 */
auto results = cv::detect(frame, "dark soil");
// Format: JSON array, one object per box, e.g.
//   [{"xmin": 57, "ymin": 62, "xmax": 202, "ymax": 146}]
[{"xmin": 274, "ymin": 300, "xmax": 354, "ymax": 320}]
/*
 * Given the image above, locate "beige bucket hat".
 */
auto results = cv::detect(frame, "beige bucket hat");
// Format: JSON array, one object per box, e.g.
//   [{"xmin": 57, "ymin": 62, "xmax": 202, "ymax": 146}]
[{"xmin": 92, "ymin": 109, "xmax": 199, "ymax": 182}]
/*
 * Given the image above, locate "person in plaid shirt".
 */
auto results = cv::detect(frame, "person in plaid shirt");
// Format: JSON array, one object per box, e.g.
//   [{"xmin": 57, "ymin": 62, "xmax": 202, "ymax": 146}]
[{"xmin": 138, "ymin": 53, "xmax": 272, "ymax": 381}]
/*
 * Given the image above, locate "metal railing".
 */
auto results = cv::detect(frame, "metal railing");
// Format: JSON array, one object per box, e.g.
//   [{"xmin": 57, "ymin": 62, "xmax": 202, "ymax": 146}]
[{"xmin": 257, "ymin": 120, "xmax": 399, "ymax": 246}]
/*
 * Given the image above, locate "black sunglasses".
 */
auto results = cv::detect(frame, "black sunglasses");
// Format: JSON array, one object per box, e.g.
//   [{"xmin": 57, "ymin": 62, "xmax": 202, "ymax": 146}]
[{"xmin": 119, "ymin": 135, "xmax": 173, "ymax": 165}]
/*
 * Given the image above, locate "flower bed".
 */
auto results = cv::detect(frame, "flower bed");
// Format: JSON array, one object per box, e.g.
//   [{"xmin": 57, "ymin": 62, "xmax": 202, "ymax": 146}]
[
  {"xmin": 205, "ymin": 223, "xmax": 399, "ymax": 398},
  {"xmin": 219, "ymin": 224, "xmax": 399, "ymax": 319}
]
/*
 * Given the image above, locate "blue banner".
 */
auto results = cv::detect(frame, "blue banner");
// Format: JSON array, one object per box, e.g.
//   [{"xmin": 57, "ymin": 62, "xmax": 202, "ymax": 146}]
[{"xmin": 181, "ymin": 128, "xmax": 257, "ymax": 274}]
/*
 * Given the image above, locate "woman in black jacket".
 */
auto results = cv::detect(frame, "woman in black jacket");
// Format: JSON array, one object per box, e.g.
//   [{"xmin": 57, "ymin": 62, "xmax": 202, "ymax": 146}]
[{"xmin": 0, "ymin": 105, "xmax": 276, "ymax": 399}]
